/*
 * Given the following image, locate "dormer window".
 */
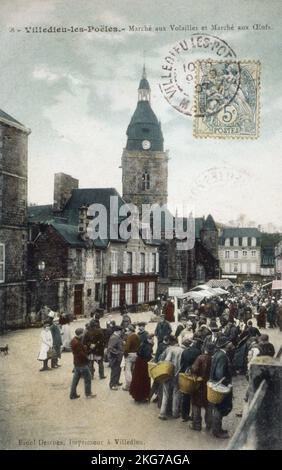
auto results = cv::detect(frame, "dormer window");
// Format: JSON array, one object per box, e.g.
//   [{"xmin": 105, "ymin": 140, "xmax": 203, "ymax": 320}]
[{"xmin": 142, "ymin": 172, "xmax": 150, "ymax": 190}]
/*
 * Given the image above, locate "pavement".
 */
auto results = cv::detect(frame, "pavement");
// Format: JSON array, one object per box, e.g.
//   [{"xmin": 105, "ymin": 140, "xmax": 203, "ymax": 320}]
[{"xmin": 0, "ymin": 311, "xmax": 281, "ymax": 450}]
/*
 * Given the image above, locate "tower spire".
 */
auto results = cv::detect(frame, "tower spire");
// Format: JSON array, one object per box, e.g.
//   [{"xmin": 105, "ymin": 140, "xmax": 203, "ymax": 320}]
[
  {"xmin": 142, "ymin": 63, "xmax": 146, "ymax": 79},
  {"xmin": 138, "ymin": 64, "xmax": 150, "ymax": 103}
]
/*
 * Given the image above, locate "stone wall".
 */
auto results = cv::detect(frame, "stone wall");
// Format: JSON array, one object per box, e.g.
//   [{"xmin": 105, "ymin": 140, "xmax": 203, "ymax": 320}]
[
  {"xmin": 53, "ymin": 172, "xmax": 79, "ymax": 211},
  {"xmin": 122, "ymin": 149, "xmax": 168, "ymax": 211},
  {"xmin": 0, "ymin": 122, "xmax": 28, "ymax": 329}
]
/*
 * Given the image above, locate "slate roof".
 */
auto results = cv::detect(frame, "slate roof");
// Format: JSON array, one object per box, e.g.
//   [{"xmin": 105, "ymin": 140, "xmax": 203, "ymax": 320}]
[
  {"xmin": 126, "ymin": 72, "xmax": 164, "ymax": 152},
  {"xmin": 0, "ymin": 109, "xmax": 29, "ymax": 133},
  {"xmin": 221, "ymin": 227, "xmax": 261, "ymax": 239},
  {"xmin": 29, "ymin": 188, "xmax": 136, "ymax": 248},
  {"xmin": 203, "ymin": 214, "xmax": 217, "ymax": 230},
  {"xmin": 139, "ymin": 77, "xmax": 150, "ymax": 90}
]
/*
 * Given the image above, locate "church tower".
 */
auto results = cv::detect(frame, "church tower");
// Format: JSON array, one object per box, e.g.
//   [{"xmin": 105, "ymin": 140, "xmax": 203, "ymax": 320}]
[{"xmin": 122, "ymin": 66, "xmax": 168, "ymax": 212}]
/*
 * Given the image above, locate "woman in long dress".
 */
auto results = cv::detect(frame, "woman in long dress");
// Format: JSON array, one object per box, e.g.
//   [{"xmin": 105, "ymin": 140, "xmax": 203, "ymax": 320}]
[
  {"xmin": 130, "ymin": 335, "xmax": 154, "ymax": 402},
  {"xmin": 38, "ymin": 321, "xmax": 53, "ymax": 371}
]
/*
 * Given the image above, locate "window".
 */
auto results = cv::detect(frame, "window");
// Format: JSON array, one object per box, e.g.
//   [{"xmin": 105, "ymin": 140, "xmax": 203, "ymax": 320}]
[
  {"xmin": 196, "ymin": 264, "xmax": 205, "ymax": 282},
  {"xmin": 243, "ymin": 250, "xmax": 248, "ymax": 257},
  {"xmin": 142, "ymin": 128, "xmax": 150, "ymax": 134},
  {"xmin": 95, "ymin": 283, "xmax": 100, "ymax": 302},
  {"xmin": 138, "ymin": 282, "xmax": 145, "ymax": 303},
  {"xmin": 152, "ymin": 253, "xmax": 157, "ymax": 272},
  {"xmin": 242, "ymin": 237, "xmax": 248, "ymax": 246},
  {"xmin": 233, "ymin": 263, "xmax": 239, "ymax": 273},
  {"xmin": 224, "ymin": 263, "xmax": 230, "ymax": 273},
  {"xmin": 250, "ymin": 263, "xmax": 257, "ymax": 274},
  {"xmin": 111, "ymin": 284, "xmax": 120, "ymax": 308},
  {"xmin": 251, "ymin": 237, "xmax": 257, "ymax": 247},
  {"xmin": 142, "ymin": 172, "xmax": 150, "ymax": 190},
  {"xmin": 145, "ymin": 252, "xmax": 150, "ymax": 273},
  {"xmin": 233, "ymin": 237, "xmax": 239, "ymax": 246},
  {"xmin": 156, "ymin": 252, "xmax": 159, "ymax": 273},
  {"xmin": 225, "ymin": 238, "xmax": 230, "ymax": 247},
  {"xmin": 225, "ymin": 251, "xmax": 230, "ymax": 259},
  {"xmin": 111, "ymin": 251, "xmax": 118, "ymax": 274},
  {"xmin": 123, "ymin": 251, "xmax": 132, "ymax": 274},
  {"xmin": 148, "ymin": 282, "xmax": 155, "ymax": 301},
  {"xmin": 125, "ymin": 283, "xmax": 132, "ymax": 305},
  {"xmin": 0, "ymin": 244, "xmax": 5, "ymax": 283},
  {"xmin": 234, "ymin": 251, "xmax": 239, "ymax": 259},
  {"xmin": 242, "ymin": 263, "xmax": 248, "ymax": 274},
  {"xmin": 95, "ymin": 251, "xmax": 102, "ymax": 275},
  {"xmin": 140, "ymin": 253, "xmax": 145, "ymax": 273},
  {"xmin": 251, "ymin": 250, "xmax": 256, "ymax": 257}
]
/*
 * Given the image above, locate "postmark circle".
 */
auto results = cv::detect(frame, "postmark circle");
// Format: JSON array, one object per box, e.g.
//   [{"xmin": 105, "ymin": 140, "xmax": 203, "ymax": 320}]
[{"xmin": 159, "ymin": 34, "xmax": 237, "ymax": 117}]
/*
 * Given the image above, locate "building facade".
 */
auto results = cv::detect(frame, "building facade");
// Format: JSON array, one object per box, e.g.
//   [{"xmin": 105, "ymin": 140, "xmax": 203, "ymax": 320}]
[
  {"xmin": 219, "ymin": 228, "xmax": 281, "ymax": 282},
  {"xmin": 28, "ymin": 175, "xmax": 159, "ymax": 316},
  {"xmin": 0, "ymin": 110, "xmax": 30, "ymax": 330},
  {"xmin": 219, "ymin": 228, "xmax": 261, "ymax": 281}
]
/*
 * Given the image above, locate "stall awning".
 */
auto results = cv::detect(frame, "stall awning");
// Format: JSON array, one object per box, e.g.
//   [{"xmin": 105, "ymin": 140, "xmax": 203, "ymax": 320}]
[{"xmin": 272, "ymin": 280, "xmax": 282, "ymax": 290}]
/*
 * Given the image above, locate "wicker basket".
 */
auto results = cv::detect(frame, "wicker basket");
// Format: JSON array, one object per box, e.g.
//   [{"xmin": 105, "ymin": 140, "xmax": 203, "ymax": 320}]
[
  {"xmin": 148, "ymin": 361, "xmax": 174, "ymax": 383},
  {"xmin": 207, "ymin": 381, "xmax": 232, "ymax": 404},
  {"xmin": 178, "ymin": 373, "xmax": 203, "ymax": 394}
]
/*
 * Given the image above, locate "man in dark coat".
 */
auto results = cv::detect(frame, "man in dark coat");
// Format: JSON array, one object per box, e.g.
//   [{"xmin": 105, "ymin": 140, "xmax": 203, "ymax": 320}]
[
  {"xmin": 154, "ymin": 314, "xmax": 172, "ymax": 347},
  {"xmin": 257, "ymin": 334, "xmax": 275, "ymax": 357},
  {"xmin": 107, "ymin": 326, "xmax": 124, "ymax": 390},
  {"xmin": 190, "ymin": 343, "xmax": 214, "ymax": 431},
  {"xmin": 245, "ymin": 320, "xmax": 261, "ymax": 338},
  {"xmin": 179, "ymin": 338, "xmax": 201, "ymax": 422},
  {"xmin": 257, "ymin": 304, "xmax": 267, "ymax": 328},
  {"xmin": 209, "ymin": 336, "xmax": 233, "ymax": 438},
  {"xmin": 83, "ymin": 319, "xmax": 106, "ymax": 380},
  {"xmin": 70, "ymin": 328, "xmax": 96, "ymax": 399},
  {"xmin": 137, "ymin": 322, "xmax": 149, "ymax": 345}
]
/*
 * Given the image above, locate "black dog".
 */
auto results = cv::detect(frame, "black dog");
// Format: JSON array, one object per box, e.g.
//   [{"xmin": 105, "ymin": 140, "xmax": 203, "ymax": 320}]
[{"xmin": 0, "ymin": 344, "xmax": 8, "ymax": 355}]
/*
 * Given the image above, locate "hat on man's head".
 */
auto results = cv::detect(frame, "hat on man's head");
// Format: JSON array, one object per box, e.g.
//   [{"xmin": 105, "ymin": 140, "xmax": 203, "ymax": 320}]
[
  {"xmin": 209, "ymin": 319, "xmax": 219, "ymax": 331},
  {"xmin": 137, "ymin": 322, "xmax": 146, "ymax": 327},
  {"xmin": 114, "ymin": 325, "xmax": 123, "ymax": 332},
  {"xmin": 217, "ymin": 336, "xmax": 230, "ymax": 349},
  {"xmin": 127, "ymin": 324, "xmax": 136, "ymax": 332},
  {"xmin": 205, "ymin": 343, "xmax": 215, "ymax": 354},
  {"xmin": 75, "ymin": 328, "xmax": 84, "ymax": 338},
  {"xmin": 182, "ymin": 338, "xmax": 193, "ymax": 348}
]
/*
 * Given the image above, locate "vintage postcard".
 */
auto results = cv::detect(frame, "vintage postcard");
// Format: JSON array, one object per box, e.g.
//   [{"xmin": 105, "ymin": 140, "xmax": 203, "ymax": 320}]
[{"xmin": 0, "ymin": 0, "xmax": 282, "ymax": 457}]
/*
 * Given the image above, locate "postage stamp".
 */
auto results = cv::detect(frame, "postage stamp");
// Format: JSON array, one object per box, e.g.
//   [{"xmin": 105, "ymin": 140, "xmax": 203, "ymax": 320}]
[
  {"xmin": 159, "ymin": 34, "xmax": 237, "ymax": 116},
  {"xmin": 193, "ymin": 60, "xmax": 261, "ymax": 139}
]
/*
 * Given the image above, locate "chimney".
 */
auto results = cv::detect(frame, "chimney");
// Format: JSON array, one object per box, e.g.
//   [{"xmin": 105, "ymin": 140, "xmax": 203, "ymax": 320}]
[
  {"xmin": 53, "ymin": 173, "xmax": 79, "ymax": 212},
  {"xmin": 78, "ymin": 205, "xmax": 89, "ymax": 240}
]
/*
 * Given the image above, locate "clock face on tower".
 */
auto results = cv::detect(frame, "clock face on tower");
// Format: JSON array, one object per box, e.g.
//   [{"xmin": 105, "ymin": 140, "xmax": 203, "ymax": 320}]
[{"xmin": 142, "ymin": 140, "xmax": 151, "ymax": 150}]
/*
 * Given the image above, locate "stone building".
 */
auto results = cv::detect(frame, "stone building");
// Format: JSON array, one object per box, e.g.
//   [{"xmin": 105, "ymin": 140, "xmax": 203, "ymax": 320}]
[
  {"xmin": 121, "ymin": 68, "xmax": 219, "ymax": 294},
  {"xmin": 219, "ymin": 228, "xmax": 281, "ymax": 282},
  {"xmin": 28, "ymin": 174, "xmax": 159, "ymax": 316},
  {"xmin": 219, "ymin": 228, "xmax": 262, "ymax": 281},
  {"xmin": 0, "ymin": 109, "xmax": 30, "ymax": 330}
]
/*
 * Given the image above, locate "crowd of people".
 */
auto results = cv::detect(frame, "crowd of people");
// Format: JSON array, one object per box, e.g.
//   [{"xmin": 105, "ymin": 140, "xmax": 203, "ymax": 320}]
[{"xmin": 36, "ymin": 284, "xmax": 281, "ymax": 439}]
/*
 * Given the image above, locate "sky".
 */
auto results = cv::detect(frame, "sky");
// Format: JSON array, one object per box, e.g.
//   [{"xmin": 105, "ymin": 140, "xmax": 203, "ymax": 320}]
[{"xmin": 0, "ymin": 0, "xmax": 281, "ymax": 228}]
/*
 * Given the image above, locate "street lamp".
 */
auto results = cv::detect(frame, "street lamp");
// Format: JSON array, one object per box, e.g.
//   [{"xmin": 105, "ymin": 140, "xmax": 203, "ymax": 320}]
[{"xmin": 38, "ymin": 261, "xmax": 45, "ymax": 272}]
